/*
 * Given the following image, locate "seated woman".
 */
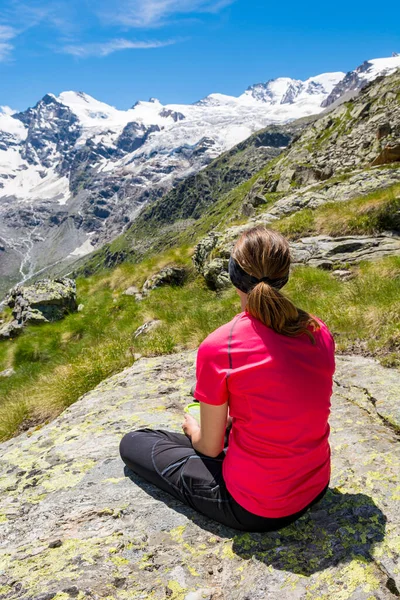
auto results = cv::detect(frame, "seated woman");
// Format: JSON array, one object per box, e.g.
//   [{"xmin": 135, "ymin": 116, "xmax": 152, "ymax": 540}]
[{"xmin": 119, "ymin": 226, "xmax": 335, "ymax": 532}]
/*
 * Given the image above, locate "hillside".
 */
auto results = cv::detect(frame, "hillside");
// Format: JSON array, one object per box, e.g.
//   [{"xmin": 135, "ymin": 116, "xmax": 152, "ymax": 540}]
[{"xmin": 73, "ymin": 68, "xmax": 400, "ymax": 277}]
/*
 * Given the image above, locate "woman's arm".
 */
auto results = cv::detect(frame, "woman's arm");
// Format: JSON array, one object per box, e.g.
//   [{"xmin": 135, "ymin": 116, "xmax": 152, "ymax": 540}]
[{"xmin": 182, "ymin": 401, "xmax": 228, "ymax": 458}]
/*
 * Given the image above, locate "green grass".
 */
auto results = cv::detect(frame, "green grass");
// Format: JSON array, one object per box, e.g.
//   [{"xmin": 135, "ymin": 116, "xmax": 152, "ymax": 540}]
[
  {"xmin": 1, "ymin": 250, "xmax": 400, "ymax": 442},
  {"xmin": 273, "ymin": 183, "xmax": 400, "ymax": 239},
  {"xmin": 286, "ymin": 257, "xmax": 400, "ymax": 367}
]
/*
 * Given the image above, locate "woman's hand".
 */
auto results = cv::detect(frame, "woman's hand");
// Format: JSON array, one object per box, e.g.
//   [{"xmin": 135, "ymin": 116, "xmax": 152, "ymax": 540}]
[
  {"xmin": 182, "ymin": 414, "xmax": 200, "ymax": 440},
  {"xmin": 182, "ymin": 401, "xmax": 228, "ymax": 458}
]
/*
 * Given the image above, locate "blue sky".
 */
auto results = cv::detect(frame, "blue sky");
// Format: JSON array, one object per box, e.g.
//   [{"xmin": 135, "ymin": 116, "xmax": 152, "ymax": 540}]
[{"xmin": 1, "ymin": 0, "xmax": 399, "ymax": 111}]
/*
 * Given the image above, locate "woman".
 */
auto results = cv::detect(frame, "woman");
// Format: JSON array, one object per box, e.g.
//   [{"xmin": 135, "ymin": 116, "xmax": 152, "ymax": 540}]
[{"xmin": 119, "ymin": 226, "xmax": 335, "ymax": 532}]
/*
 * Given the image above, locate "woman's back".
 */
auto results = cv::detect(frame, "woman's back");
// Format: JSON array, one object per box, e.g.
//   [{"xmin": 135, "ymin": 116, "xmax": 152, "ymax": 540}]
[{"xmin": 193, "ymin": 310, "xmax": 335, "ymax": 518}]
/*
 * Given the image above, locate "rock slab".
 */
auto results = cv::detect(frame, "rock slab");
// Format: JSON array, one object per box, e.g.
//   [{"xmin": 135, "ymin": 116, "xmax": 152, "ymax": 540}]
[{"xmin": 0, "ymin": 351, "xmax": 400, "ymax": 599}]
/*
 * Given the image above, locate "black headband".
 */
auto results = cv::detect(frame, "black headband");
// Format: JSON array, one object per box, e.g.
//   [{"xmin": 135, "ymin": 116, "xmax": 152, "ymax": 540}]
[{"xmin": 228, "ymin": 255, "xmax": 289, "ymax": 294}]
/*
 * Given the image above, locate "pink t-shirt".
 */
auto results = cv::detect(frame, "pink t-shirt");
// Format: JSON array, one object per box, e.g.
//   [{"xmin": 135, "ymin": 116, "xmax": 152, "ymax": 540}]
[{"xmin": 193, "ymin": 310, "xmax": 335, "ymax": 518}]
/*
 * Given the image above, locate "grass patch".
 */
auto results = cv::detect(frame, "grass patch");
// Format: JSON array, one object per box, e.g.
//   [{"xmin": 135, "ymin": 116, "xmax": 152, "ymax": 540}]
[
  {"xmin": 273, "ymin": 183, "xmax": 400, "ymax": 239},
  {"xmin": 0, "ymin": 249, "xmax": 240, "ymax": 441},
  {"xmin": 2, "ymin": 250, "xmax": 400, "ymax": 441},
  {"xmin": 286, "ymin": 257, "xmax": 400, "ymax": 366}
]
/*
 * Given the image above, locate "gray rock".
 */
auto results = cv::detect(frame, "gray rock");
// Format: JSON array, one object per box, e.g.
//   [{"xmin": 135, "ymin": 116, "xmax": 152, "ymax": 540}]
[
  {"xmin": 290, "ymin": 234, "xmax": 400, "ymax": 267},
  {"xmin": 0, "ymin": 350, "xmax": 399, "ymax": 598},
  {"xmin": 142, "ymin": 265, "xmax": 188, "ymax": 295},
  {"xmin": 133, "ymin": 319, "xmax": 162, "ymax": 338},
  {"xmin": 0, "ymin": 367, "xmax": 15, "ymax": 378},
  {"xmin": 331, "ymin": 269, "xmax": 355, "ymax": 281},
  {"xmin": 241, "ymin": 202, "xmax": 255, "ymax": 217},
  {"xmin": 77, "ymin": 303, "xmax": 84, "ymax": 312},
  {"xmin": 203, "ymin": 259, "xmax": 231, "ymax": 291},
  {"xmin": 1, "ymin": 278, "xmax": 77, "ymax": 338},
  {"xmin": 0, "ymin": 320, "xmax": 24, "ymax": 340},
  {"xmin": 123, "ymin": 286, "xmax": 140, "ymax": 296}
]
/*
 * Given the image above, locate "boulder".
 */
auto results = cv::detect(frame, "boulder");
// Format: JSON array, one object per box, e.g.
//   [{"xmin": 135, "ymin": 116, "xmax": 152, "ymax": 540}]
[
  {"xmin": 0, "ymin": 350, "xmax": 399, "ymax": 598},
  {"xmin": 192, "ymin": 232, "xmax": 223, "ymax": 275},
  {"xmin": 1, "ymin": 278, "xmax": 78, "ymax": 339},
  {"xmin": 371, "ymin": 143, "xmax": 400, "ymax": 166},
  {"xmin": 203, "ymin": 259, "xmax": 231, "ymax": 291},
  {"xmin": 0, "ymin": 320, "xmax": 24, "ymax": 340},
  {"xmin": 142, "ymin": 265, "xmax": 188, "ymax": 295},
  {"xmin": 376, "ymin": 123, "xmax": 392, "ymax": 140}
]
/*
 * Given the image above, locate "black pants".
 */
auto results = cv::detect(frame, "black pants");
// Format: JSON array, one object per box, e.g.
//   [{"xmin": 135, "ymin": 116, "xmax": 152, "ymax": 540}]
[{"xmin": 119, "ymin": 428, "xmax": 329, "ymax": 532}]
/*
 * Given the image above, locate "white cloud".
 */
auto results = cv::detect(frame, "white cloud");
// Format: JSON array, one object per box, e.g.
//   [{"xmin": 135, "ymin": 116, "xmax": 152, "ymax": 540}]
[
  {"xmin": 0, "ymin": 25, "xmax": 17, "ymax": 61},
  {"xmin": 97, "ymin": 0, "xmax": 236, "ymax": 28},
  {"xmin": 61, "ymin": 37, "xmax": 177, "ymax": 58},
  {"xmin": 0, "ymin": 0, "xmax": 234, "ymax": 61}
]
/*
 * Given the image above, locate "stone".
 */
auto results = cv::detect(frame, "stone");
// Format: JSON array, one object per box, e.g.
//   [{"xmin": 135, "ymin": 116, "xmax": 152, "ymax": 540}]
[
  {"xmin": 142, "ymin": 265, "xmax": 188, "ymax": 295},
  {"xmin": 133, "ymin": 319, "xmax": 162, "ymax": 338},
  {"xmin": 123, "ymin": 286, "xmax": 140, "ymax": 296},
  {"xmin": 203, "ymin": 259, "xmax": 231, "ymax": 291},
  {"xmin": 371, "ymin": 143, "xmax": 400, "ymax": 166},
  {"xmin": 376, "ymin": 123, "xmax": 392, "ymax": 140},
  {"xmin": 0, "ymin": 367, "xmax": 15, "ymax": 378},
  {"xmin": 192, "ymin": 232, "xmax": 223, "ymax": 275},
  {"xmin": 2, "ymin": 278, "xmax": 78, "ymax": 338},
  {"xmin": 331, "ymin": 269, "xmax": 355, "ymax": 281},
  {"xmin": 77, "ymin": 303, "xmax": 84, "ymax": 312},
  {"xmin": 290, "ymin": 234, "xmax": 400, "ymax": 267},
  {"xmin": 0, "ymin": 320, "xmax": 24, "ymax": 340},
  {"xmin": 241, "ymin": 202, "xmax": 255, "ymax": 217},
  {"xmin": 0, "ymin": 350, "xmax": 400, "ymax": 598}
]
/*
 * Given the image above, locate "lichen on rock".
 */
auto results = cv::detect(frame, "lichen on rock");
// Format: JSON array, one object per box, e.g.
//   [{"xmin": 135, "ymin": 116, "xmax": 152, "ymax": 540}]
[{"xmin": 1, "ymin": 351, "xmax": 400, "ymax": 599}]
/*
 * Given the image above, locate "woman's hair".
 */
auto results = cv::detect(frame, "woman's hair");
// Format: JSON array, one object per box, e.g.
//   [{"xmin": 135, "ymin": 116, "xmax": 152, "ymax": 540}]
[{"xmin": 231, "ymin": 225, "xmax": 320, "ymax": 343}]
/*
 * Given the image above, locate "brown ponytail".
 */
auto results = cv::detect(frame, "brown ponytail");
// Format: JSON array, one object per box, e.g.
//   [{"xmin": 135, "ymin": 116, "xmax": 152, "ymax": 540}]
[{"xmin": 231, "ymin": 226, "xmax": 320, "ymax": 343}]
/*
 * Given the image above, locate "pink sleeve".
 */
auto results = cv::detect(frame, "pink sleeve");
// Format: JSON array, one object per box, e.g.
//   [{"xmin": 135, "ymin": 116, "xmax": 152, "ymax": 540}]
[{"xmin": 193, "ymin": 337, "xmax": 230, "ymax": 406}]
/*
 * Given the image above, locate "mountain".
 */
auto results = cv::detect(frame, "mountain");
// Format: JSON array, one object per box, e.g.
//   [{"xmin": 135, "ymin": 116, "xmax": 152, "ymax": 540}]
[
  {"xmin": 71, "ymin": 67, "xmax": 400, "ymax": 281},
  {"xmin": 321, "ymin": 56, "xmax": 400, "ymax": 107},
  {"xmin": 0, "ymin": 55, "xmax": 399, "ymax": 299}
]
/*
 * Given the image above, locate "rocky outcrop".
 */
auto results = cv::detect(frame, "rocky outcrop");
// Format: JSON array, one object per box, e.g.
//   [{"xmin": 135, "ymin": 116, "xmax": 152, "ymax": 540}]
[
  {"xmin": 192, "ymin": 225, "xmax": 400, "ymax": 289},
  {"xmin": 247, "ymin": 70, "xmax": 400, "ymax": 196},
  {"xmin": 0, "ymin": 350, "xmax": 399, "ymax": 599},
  {"xmin": 253, "ymin": 166, "xmax": 400, "ymax": 222},
  {"xmin": 290, "ymin": 234, "xmax": 400, "ymax": 268},
  {"xmin": 0, "ymin": 278, "xmax": 77, "ymax": 339}
]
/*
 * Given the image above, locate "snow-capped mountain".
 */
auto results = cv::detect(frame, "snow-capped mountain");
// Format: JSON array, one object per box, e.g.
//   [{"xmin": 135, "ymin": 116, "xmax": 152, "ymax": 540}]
[
  {"xmin": 321, "ymin": 56, "xmax": 400, "ymax": 107},
  {"xmin": 0, "ymin": 55, "xmax": 399, "ymax": 298}
]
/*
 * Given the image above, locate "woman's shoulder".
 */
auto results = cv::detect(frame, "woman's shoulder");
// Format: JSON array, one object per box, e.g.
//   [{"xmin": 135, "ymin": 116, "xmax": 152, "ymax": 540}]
[
  {"xmin": 199, "ymin": 312, "xmax": 246, "ymax": 350},
  {"xmin": 312, "ymin": 316, "xmax": 334, "ymax": 338}
]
